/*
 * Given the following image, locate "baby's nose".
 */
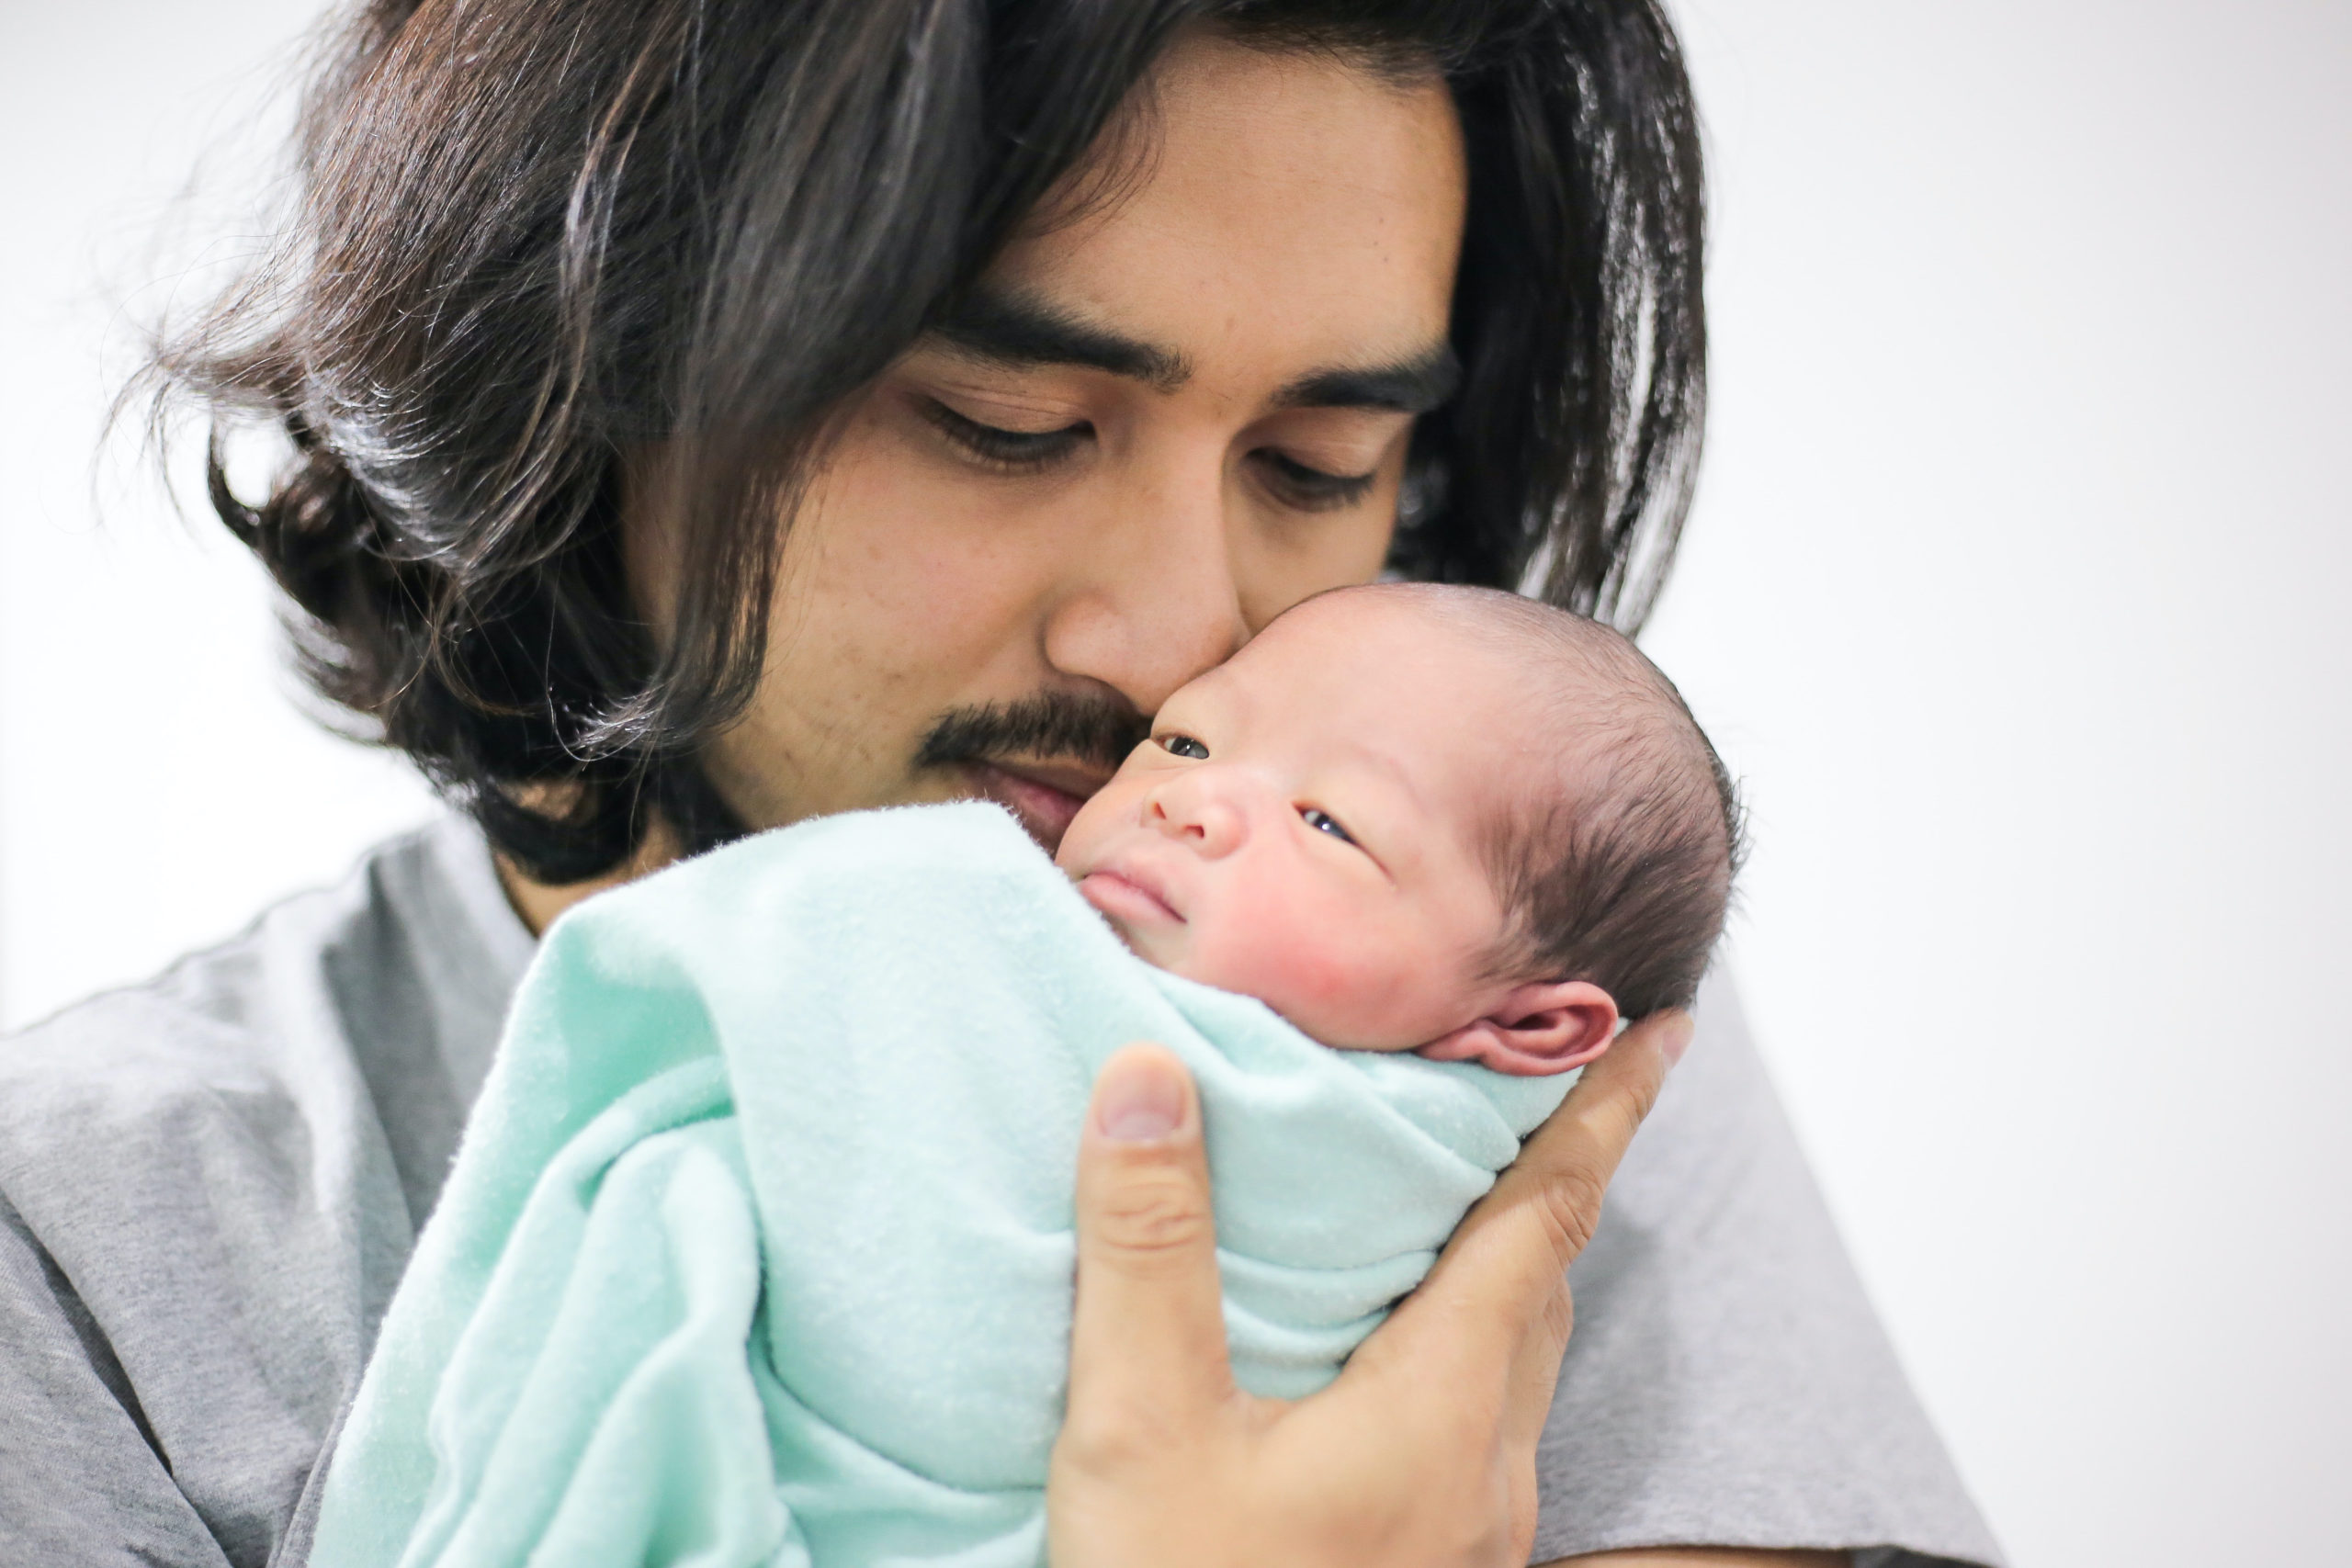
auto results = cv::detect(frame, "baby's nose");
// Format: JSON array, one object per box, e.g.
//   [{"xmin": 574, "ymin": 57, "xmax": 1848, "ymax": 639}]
[{"xmin": 1146, "ymin": 780, "xmax": 1249, "ymax": 858}]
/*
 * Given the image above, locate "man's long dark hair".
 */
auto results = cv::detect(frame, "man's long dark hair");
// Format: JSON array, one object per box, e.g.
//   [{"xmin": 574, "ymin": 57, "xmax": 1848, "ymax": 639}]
[{"xmin": 152, "ymin": 0, "xmax": 1705, "ymax": 885}]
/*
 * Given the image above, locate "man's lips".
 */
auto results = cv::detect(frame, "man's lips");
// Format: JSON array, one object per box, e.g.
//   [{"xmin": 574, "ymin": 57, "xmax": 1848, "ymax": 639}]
[{"xmin": 956, "ymin": 760, "xmax": 1109, "ymax": 848}]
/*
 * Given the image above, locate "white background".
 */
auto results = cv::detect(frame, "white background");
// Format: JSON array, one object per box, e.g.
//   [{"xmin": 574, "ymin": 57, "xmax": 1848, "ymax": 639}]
[{"xmin": 3, "ymin": 2, "xmax": 2346, "ymax": 1563}]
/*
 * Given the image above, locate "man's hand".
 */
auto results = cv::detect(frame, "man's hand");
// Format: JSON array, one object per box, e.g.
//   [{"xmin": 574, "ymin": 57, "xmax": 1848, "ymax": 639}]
[{"xmin": 1046, "ymin": 1012, "xmax": 1689, "ymax": 1568}]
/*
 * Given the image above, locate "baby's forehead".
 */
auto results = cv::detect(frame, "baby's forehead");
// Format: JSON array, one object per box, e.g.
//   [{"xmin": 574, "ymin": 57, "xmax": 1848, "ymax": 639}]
[
  {"xmin": 1265, "ymin": 585, "xmax": 1648, "ymax": 724},
  {"xmin": 1259, "ymin": 584, "xmax": 1679, "ymax": 801}
]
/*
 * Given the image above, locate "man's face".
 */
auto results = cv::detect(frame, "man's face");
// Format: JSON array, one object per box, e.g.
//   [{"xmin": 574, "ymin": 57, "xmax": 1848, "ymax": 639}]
[{"xmin": 682, "ymin": 34, "xmax": 1469, "ymax": 852}]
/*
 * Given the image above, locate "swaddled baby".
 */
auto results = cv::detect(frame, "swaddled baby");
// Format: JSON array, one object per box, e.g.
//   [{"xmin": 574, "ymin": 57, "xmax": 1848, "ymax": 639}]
[
  {"xmin": 1057, "ymin": 581, "xmax": 1737, "ymax": 1075},
  {"xmin": 312, "ymin": 583, "xmax": 1738, "ymax": 1568}
]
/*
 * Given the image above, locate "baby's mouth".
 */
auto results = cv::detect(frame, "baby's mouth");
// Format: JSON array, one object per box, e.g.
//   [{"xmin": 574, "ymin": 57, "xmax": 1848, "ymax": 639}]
[{"xmin": 1078, "ymin": 865, "xmax": 1184, "ymax": 927}]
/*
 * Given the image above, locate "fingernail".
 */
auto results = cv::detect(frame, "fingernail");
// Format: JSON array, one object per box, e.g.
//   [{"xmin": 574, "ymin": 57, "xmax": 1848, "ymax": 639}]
[
  {"xmin": 1661, "ymin": 1014, "xmax": 1695, "ymax": 1070},
  {"xmin": 1096, "ymin": 1051, "xmax": 1185, "ymax": 1141}
]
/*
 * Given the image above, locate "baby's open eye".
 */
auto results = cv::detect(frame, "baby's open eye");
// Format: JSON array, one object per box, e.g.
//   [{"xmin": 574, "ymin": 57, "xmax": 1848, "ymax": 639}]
[
  {"xmin": 1300, "ymin": 807, "xmax": 1356, "ymax": 846},
  {"xmin": 1158, "ymin": 733, "xmax": 1209, "ymax": 760}
]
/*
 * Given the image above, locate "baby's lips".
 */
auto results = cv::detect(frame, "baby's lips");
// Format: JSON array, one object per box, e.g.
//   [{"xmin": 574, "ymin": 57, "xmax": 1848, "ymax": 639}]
[{"xmin": 1079, "ymin": 863, "xmax": 1185, "ymax": 926}]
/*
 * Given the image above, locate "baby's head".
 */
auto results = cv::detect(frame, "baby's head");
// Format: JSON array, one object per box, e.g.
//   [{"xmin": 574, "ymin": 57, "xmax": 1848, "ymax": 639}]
[{"xmin": 1054, "ymin": 583, "xmax": 1740, "ymax": 1075}]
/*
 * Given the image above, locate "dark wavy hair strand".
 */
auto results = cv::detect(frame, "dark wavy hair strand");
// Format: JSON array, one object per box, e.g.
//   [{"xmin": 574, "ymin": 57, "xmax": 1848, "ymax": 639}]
[{"xmin": 150, "ymin": 0, "xmax": 1706, "ymax": 885}]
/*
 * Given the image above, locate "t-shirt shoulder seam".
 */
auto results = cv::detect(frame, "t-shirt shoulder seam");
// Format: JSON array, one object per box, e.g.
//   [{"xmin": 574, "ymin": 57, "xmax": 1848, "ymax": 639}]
[{"xmin": 1, "ymin": 819, "xmax": 453, "ymax": 1043}]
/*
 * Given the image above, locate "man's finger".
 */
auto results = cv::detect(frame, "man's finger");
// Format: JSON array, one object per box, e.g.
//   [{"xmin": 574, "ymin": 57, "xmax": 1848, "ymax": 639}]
[
  {"xmin": 1366, "ymin": 1010, "xmax": 1685, "ymax": 1396},
  {"xmin": 1065, "ymin": 1043, "xmax": 1234, "ymax": 1452}
]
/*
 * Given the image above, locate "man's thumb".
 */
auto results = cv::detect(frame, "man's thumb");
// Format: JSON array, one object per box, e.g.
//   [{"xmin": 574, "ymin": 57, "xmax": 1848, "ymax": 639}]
[{"xmin": 1065, "ymin": 1044, "xmax": 1232, "ymax": 1431}]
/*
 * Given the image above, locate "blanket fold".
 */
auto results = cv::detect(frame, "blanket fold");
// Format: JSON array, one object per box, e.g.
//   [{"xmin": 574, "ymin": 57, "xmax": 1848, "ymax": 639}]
[{"xmin": 313, "ymin": 803, "xmax": 1571, "ymax": 1568}]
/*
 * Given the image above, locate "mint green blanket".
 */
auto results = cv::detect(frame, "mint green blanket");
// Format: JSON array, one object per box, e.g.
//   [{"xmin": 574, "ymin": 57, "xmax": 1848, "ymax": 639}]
[{"xmin": 312, "ymin": 802, "xmax": 1572, "ymax": 1568}]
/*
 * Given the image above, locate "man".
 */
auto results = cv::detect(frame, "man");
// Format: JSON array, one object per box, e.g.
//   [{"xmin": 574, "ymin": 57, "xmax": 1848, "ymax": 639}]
[{"xmin": 1, "ymin": 2, "xmax": 2000, "ymax": 1564}]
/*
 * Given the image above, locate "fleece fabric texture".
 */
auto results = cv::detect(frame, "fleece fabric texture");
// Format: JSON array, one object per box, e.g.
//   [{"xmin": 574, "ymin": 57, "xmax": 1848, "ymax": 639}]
[{"xmin": 308, "ymin": 802, "xmax": 1571, "ymax": 1568}]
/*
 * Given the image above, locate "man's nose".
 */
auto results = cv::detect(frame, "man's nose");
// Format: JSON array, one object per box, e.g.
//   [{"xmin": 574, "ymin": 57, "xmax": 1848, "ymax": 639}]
[
  {"xmin": 1039, "ymin": 459, "xmax": 1251, "ymax": 716},
  {"xmin": 1144, "ymin": 775, "xmax": 1249, "ymax": 858}
]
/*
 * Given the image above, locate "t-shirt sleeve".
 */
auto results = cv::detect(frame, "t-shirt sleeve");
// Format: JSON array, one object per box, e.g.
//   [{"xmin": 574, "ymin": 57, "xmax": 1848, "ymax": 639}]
[
  {"xmin": 0, "ymin": 1192, "xmax": 233, "ymax": 1568},
  {"xmin": 1527, "ymin": 973, "xmax": 2006, "ymax": 1568},
  {"xmin": 0, "ymin": 819, "xmax": 526, "ymax": 1568}
]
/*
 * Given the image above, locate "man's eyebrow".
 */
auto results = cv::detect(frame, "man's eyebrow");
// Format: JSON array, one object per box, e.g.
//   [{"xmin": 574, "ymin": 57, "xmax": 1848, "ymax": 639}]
[
  {"xmin": 928, "ymin": 287, "xmax": 1190, "ymax": 392},
  {"xmin": 926, "ymin": 288, "xmax": 1460, "ymax": 415},
  {"xmin": 1272, "ymin": 342, "xmax": 1463, "ymax": 415}
]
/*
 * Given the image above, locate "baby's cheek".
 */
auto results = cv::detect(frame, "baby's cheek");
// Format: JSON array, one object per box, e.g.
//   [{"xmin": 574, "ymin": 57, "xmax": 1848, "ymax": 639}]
[
  {"xmin": 1204, "ymin": 906, "xmax": 1405, "ymax": 1042},
  {"xmin": 1250, "ymin": 933, "xmax": 1363, "ymax": 1021},
  {"xmin": 1189, "ymin": 908, "xmax": 1313, "ymax": 998}
]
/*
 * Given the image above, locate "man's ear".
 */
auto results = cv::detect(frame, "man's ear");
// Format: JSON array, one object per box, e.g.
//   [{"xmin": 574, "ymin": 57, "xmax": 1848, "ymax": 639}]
[{"xmin": 1415, "ymin": 981, "xmax": 1621, "ymax": 1077}]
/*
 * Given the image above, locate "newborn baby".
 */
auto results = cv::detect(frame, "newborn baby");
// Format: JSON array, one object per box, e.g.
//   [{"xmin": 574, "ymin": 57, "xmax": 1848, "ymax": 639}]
[
  {"xmin": 313, "ymin": 583, "xmax": 1736, "ymax": 1568},
  {"xmin": 1060, "ymin": 581, "xmax": 1736, "ymax": 1065}
]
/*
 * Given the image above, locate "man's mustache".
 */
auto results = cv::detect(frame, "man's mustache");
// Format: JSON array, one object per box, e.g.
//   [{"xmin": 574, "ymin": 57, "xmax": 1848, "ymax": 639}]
[{"xmin": 914, "ymin": 692, "xmax": 1149, "ymax": 775}]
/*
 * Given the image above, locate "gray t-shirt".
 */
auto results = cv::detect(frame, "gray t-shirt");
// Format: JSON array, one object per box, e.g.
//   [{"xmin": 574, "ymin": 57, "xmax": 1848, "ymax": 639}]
[{"xmin": 0, "ymin": 817, "xmax": 2002, "ymax": 1568}]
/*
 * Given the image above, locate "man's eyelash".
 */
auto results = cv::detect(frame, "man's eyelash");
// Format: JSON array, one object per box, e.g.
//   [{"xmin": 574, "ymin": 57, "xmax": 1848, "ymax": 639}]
[
  {"xmin": 920, "ymin": 398, "xmax": 1089, "ymax": 471},
  {"xmin": 1300, "ymin": 807, "xmax": 1356, "ymax": 845},
  {"xmin": 920, "ymin": 398, "xmax": 1373, "ymax": 507},
  {"xmin": 1257, "ymin": 451, "xmax": 1377, "ymax": 512}
]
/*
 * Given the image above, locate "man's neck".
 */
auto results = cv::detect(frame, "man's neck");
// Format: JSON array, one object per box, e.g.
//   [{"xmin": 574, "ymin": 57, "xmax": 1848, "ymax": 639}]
[{"xmin": 492, "ymin": 818, "xmax": 684, "ymax": 938}]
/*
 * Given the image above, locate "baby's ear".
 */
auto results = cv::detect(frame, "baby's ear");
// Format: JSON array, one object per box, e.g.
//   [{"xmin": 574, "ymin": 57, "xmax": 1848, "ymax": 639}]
[{"xmin": 1417, "ymin": 981, "xmax": 1620, "ymax": 1077}]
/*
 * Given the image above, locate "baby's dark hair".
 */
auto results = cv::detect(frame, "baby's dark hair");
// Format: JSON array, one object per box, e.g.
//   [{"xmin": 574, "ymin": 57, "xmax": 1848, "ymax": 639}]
[{"xmin": 1384, "ymin": 583, "xmax": 1743, "ymax": 1019}]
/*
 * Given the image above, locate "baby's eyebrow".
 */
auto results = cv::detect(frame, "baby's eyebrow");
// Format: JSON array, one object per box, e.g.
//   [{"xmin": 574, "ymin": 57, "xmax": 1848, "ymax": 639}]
[
  {"xmin": 1339, "ymin": 739, "xmax": 1429, "ymax": 816},
  {"xmin": 1159, "ymin": 668, "xmax": 1250, "ymax": 735}
]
